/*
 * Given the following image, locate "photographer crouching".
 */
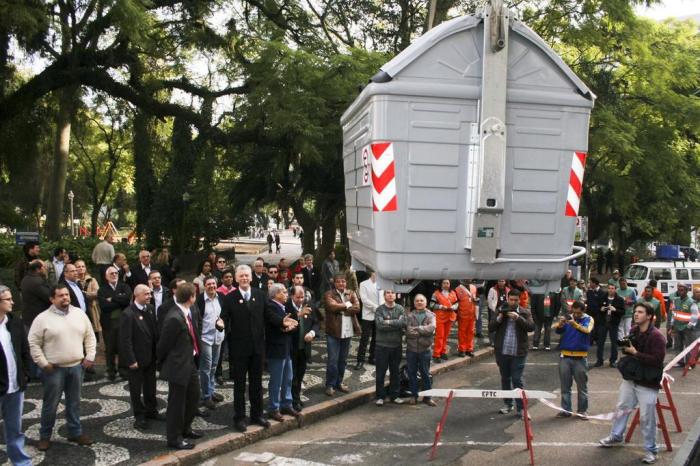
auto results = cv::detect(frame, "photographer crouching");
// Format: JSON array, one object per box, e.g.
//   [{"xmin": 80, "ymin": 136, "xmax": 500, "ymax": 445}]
[{"xmin": 599, "ymin": 302, "xmax": 666, "ymax": 464}]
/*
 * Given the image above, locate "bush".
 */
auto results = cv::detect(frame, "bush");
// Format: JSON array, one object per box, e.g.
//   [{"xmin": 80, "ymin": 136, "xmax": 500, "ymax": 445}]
[{"xmin": 0, "ymin": 234, "xmax": 143, "ymax": 268}]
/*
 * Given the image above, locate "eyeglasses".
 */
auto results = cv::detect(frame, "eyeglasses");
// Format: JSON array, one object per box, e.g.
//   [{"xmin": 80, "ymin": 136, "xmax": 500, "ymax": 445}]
[{"xmin": 217, "ymin": 260, "xmax": 226, "ymax": 263}]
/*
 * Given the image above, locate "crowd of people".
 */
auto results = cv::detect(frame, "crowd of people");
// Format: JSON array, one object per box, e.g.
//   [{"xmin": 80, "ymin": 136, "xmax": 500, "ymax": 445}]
[{"xmin": 0, "ymin": 236, "xmax": 694, "ymax": 465}]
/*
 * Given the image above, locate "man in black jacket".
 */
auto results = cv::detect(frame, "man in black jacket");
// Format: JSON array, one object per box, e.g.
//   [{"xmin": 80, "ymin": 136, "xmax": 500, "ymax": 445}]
[
  {"xmin": 250, "ymin": 259, "xmax": 269, "ymax": 290},
  {"xmin": 127, "ymin": 250, "xmax": 157, "ymax": 290},
  {"xmin": 302, "ymin": 254, "xmax": 320, "ymax": 300},
  {"xmin": 0, "ymin": 285, "xmax": 32, "ymax": 465},
  {"xmin": 265, "ymin": 284, "xmax": 299, "ymax": 422},
  {"xmin": 20, "ymin": 260, "xmax": 51, "ymax": 381},
  {"xmin": 98, "ymin": 266, "xmax": 133, "ymax": 380},
  {"xmin": 597, "ymin": 283, "xmax": 625, "ymax": 368},
  {"xmin": 156, "ymin": 279, "xmax": 185, "ymax": 332},
  {"xmin": 288, "ymin": 285, "xmax": 320, "ymax": 412},
  {"xmin": 120, "ymin": 284, "xmax": 162, "ymax": 429},
  {"xmin": 488, "ymin": 289, "xmax": 535, "ymax": 418},
  {"xmin": 157, "ymin": 283, "xmax": 202, "ymax": 450},
  {"xmin": 586, "ymin": 277, "xmax": 607, "ymax": 346}
]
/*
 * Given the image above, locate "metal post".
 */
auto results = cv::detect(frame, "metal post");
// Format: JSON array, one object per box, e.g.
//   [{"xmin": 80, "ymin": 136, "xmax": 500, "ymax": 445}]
[{"xmin": 67, "ymin": 190, "xmax": 75, "ymax": 236}]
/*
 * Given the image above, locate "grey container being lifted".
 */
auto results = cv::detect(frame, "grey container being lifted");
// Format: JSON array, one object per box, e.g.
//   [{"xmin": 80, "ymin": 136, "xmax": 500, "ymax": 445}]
[{"xmin": 341, "ymin": 3, "xmax": 595, "ymax": 291}]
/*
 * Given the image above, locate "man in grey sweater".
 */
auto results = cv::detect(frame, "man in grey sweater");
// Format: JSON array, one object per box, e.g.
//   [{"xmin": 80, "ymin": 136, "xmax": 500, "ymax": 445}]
[{"xmin": 374, "ymin": 290, "xmax": 406, "ymax": 406}]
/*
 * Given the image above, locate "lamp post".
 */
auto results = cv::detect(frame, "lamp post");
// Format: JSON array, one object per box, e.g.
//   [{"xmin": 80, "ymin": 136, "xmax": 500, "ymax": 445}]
[
  {"xmin": 67, "ymin": 190, "xmax": 75, "ymax": 236},
  {"xmin": 181, "ymin": 192, "xmax": 191, "ymax": 255}
]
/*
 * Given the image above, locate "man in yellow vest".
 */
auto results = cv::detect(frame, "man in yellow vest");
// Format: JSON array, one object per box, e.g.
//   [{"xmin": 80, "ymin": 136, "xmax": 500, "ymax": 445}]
[{"xmin": 669, "ymin": 283, "xmax": 698, "ymax": 368}]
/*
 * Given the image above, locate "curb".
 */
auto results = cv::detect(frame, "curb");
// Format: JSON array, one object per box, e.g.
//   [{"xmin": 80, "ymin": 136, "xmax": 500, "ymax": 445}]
[{"xmin": 141, "ymin": 345, "xmax": 495, "ymax": 466}]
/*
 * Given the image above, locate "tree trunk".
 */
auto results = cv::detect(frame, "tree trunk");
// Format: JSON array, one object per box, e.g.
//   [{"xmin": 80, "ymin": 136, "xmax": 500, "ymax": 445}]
[
  {"xmin": 45, "ymin": 85, "xmax": 77, "ymax": 240},
  {"xmin": 133, "ymin": 111, "xmax": 155, "ymax": 238},
  {"xmin": 319, "ymin": 213, "xmax": 337, "ymax": 266}
]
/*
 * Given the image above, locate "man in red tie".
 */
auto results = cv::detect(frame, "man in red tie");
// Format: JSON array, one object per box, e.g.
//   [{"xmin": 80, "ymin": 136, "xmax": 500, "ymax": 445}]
[{"xmin": 156, "ymin": 283, "xmax": 202, "ymax": 450}]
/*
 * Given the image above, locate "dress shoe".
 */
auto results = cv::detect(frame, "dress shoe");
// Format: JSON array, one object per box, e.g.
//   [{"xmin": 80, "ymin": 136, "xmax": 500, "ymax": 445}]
[
  {"xmin": 212, "ymin": 392, "xmax": 224, "ymax": 402},
  {"xmin": 67, "ymin": 434, "xmax": 93, "ymax": 446},
  {"xmin": 594, "ymin": 361, "xmax": 604, "ymax": 367},
  {"xmin": 216, "ymin": 376, "xmax": 225, "ymax": 386},
  {"xmin": 268, "ymin": 410, "xmax": 284, "ymax": 422},
  {"xmin": 281, "ymin": 406, "xmax": 301, "ymax": 417},
  {"xmin": 106, "ymin": 372, "xmax": 116, "ymax": 382},
  {"xmin": 134, "ymin": 418, "xmax": 150, "ymax": 429},
  {"xmin": 168, "ymin": 440, "xmax": 194, "ymax": 450},
  {"xmin": 423, "ymin": 398, "xmax": 437, "ymax": 407},
  {"xmin": 37, "ymin": 439, "xmax": 51, "ymax": 451},
  {"xmin": 292, "ymin": 403, "xmax": 303, "ymax": 412},
  {"xmin": 337, "ymin": 384, "xmax": 350, "ymax": 393},
  {"xmin": 195, "ymin": 408, "xmax": 210, "ymax": 418},
  {"xmin": 184, "ymin": 430, "xmax": 203, "ymax": 439},
  {"xmin": 353, "ymin": 362, "xmax": 364, "ymax": 371},
  {"xmin": 325, "ymin": 387, "xmax": 335, "ymax": 396},
  {"xmin": 251, "ymin": 416, "xmax": 271, "ymax": 428},
  {"xmin": 610, "ymin": 361, "xmax": 618, "ymax": 368},
  {"xmin": 146, "ymin": 412, "xmax": 166, "ymax": 421},
  {"xmin": 234, "ymin": 419, "xmax": 248, "ymax": 432},
  {"xmin": 466, "ymin": 351, "xmax": 474, "ymax": 357}
]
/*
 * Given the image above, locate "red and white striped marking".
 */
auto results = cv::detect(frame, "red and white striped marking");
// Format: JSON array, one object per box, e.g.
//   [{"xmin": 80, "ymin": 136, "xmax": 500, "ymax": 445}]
[
  {"xmin": 565, "ymin": 151, "xmax": 587, "ymax": 217},
  {"xmin": 370, "ymin": 142, "xmax": 397, "ymax": 212}
]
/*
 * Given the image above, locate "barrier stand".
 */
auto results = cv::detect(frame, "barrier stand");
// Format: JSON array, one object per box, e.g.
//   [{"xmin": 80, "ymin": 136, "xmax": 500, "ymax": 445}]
[
  {"xmin": 421, "ymin": 388, "xmax": 556, "ymax": 465},
  {"xmin": 429, "ymin": 390, "xmax": 454, "ymax": 461},
  {"xmin": 521, "ymin": 390, "xmax": 534, "ymax": 466},
  {"xmin": 681, "ymin": 340, "xmax": 699, "ymax": 377}
]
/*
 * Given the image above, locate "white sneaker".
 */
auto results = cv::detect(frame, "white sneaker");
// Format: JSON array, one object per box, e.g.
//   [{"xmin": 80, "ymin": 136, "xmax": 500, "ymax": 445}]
[
  {"xmin": 392, "ymin": 398, "xmax": 404, "ymax": 405},
  {"xmin": 375, "ymin": 399, "xmax": 384, "ymax": 407},
  {"xmin": 598, "ymin": 434, "xmax": 622, "ymax": 447},
  {"xmin": 641, "ymin": 452, "xmax": 657, "ymax": 464},
  {"xmin": 499, "ymin": 406, "xmax": 514, "ymax": 414}
]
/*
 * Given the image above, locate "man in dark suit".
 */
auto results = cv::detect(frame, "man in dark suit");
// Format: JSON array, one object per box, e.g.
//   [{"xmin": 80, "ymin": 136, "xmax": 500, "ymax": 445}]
[
  {"xmin": 0, "ymin": 285, "xmax": 32, "ymax": 465},
  {"xmin": 60, "ymin": 264, "xmax": 87, "ymax": 314},
  {"xmin": 288, "ymin": 285, "xmax": 320, "ymax": 412},
  {"xmin": 127, "ymin": 250, "xmax": 157, "ymax": 290},
  {"xmin": 20, "ymin": 260, "xmax": 51, "ymax": 330},
  {"xmin": 148, "ymin": 270, "xmax": 171, "ymax": 318},
  {"xmin": 98, "ymin": 266, "xmax": 133, "ymax": 380},
  {"xmin": 250, "ymin": 259, "xmax": 269, "ymax": 290},
  {"xmin": 120, "ymin": 284, "xmax": 163, "ymax": 429},
  {"xmin": 265, "ymin": 284, "xmax": 299, "ymax": 422},
  {"xmin": 157, "ymin": 283, "xmax": 202, "ymax": 450},
  {"xmin": 302, "ymin": 254, "xmax": 320, "ymax": 300},
  {"xmin": 156, "ymin": 279, "xmax": 185, "ymax": 334}
]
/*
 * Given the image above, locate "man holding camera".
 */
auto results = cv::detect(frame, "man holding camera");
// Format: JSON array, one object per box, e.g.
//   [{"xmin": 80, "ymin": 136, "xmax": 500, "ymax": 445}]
[
  {"xmin": 555, "ymin": 301, "xmax": 593, "ymax": 417},
  {"xmin": 488, "ymin": 289, "xmax": 534, "ymax": 418},
  {"xmin": 599, "ymin": 302, "xmax": 666, "ymax": 464},
  {"xmin": 596, "ymin": 284, "xmax": 625, "ymax": 368}
]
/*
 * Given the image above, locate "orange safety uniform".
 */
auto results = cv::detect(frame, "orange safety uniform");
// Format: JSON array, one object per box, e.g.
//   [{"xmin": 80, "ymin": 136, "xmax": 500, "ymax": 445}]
[
  {"xmin": 431, "ymin": 289, "xmax": 458, "ymax": 358},
  {"xmin": 455, "ymin": 283, "xmax": 478, "ymax": 353},
  {"xmin": 652, "ymin": 288, "xmax": 667, "ymax": 321}
]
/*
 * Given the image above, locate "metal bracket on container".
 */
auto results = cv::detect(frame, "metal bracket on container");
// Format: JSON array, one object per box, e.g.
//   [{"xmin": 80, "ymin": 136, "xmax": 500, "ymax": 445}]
[
  {"xmin": 493, "ymin": 246, "xmax": 587, "ymax": 264},
  {"xmin": 470, "ymin": 0, "xmax": 510, "ymax": 264}
]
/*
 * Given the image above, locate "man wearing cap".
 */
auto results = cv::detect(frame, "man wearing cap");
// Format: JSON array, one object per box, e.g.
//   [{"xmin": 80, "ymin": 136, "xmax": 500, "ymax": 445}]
[
  {"xmin": 560, "ymin": 277, "xmax": 584, "ymax": 316},
  {"xmin": 617, "ymin": 278, "xmax": 637, "ymax": 339},
  {"xmin": 608, "ymin": 270, "xmax": 621, "ymax": 289},
  {"xmin": 669, "ymin": 283, "xmax": 698, "ymax": 368}
]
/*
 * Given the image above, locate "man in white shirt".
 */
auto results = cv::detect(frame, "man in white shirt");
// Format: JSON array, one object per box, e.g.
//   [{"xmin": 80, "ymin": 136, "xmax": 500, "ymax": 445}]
[
  {"xmin": 0, "ymin": 286, "xmax": 31, "ymax": 465},
  {"xmin": 149, "ymin": 270, "xmax": 167, "ymax": 311},
  {"xmin": 195, "ymin": 277, "xmax": 225, "ymax": 410},
  {"xmin": 91, "ymin": 233, "xmax": 115, "ymax": 284},
  {"xmin": 355, "ymin": 271, "xmax": 384, "ymax": 370}
]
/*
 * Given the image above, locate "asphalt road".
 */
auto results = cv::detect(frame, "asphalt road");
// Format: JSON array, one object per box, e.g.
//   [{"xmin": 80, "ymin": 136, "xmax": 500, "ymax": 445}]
[{"xmin": 211, "ymin": 344, "xmax": 700, "ymax": 466}]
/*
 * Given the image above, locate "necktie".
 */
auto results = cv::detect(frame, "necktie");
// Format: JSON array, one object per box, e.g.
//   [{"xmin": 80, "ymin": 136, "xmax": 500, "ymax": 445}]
[
  {"xmin": 186, "ymin": 313, "xmax": 199, "ymax": 356},
  {"xmin": 243, "ymin": 291, "xmax": 250, "ymax": 301},
  {"xmin": 298, "ymin": 304, "xmax": 305, "ymax": 346}
]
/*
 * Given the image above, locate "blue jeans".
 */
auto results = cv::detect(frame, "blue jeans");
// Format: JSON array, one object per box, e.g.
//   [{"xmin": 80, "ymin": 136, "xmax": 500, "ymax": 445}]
[
  {"xmin": 559, "ymin": 356, "xmax": 588, "ymax": 413},
  {"xmin": 199, "ymin": 341, "xmax": 221, "ymax": 400},
  {"xmin": 326, "ymin": 336, "xmax": 351, "ymax": 389},
  {"xmin": 610, "ymin": 380, "xmax": 658, "ymax": 453},
  {"xmin": 375, "ymin": 345, "xmax": 401, "ymax": 400},
  {"xmin": 267, "ymin": 357, "xmax": 294, "ymax": 411},
  {"xmin": 406, "ymin": 350, "xmax": 432, "ymax": 398},
  {"xmin": 495, "ymin": 353, "xmax": 526, "ymax": 411},
  {"xmin": 40, "ymin": 364, "xmax": 83, "ymax": 439},
  {"xmin": 0, "ymin": 391, "xmax": 31, "ymax": 466}
]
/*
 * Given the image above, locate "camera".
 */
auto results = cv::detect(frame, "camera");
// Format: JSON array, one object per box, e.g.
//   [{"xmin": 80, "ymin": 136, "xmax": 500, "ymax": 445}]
[
  {"xmin": 617, "ymin": 335, "xmax": 635, "ymax": 348},
  {"xmin": 564, "ymin": 313, "xmax": 574, "ymax": 321}
]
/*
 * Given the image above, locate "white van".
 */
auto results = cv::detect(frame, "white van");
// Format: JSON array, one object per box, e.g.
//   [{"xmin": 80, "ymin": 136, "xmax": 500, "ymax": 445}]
[{"xmin": 624, "ymin": 261, "xmax": 700, "ymax": 298}]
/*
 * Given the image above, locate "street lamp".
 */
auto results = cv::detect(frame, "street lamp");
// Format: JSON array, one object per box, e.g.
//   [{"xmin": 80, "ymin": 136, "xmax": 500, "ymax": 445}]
[
  {"xmin": 181, "ymin": 192, "xmax": 191, "ymax": 255},
  {"xmin": 67, "ymin": 190, "xmax": 75, "ymax": 236}
]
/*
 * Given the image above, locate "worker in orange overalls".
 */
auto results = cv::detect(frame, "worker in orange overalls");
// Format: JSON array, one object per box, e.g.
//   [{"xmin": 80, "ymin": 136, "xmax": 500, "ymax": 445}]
[
  {"xmin": 455, "ymin": 279, "xmax": 478, "ymax": 357},
  {"xmin": 430, "ymin": 279, "xmax": 458, "ymax": 363}
]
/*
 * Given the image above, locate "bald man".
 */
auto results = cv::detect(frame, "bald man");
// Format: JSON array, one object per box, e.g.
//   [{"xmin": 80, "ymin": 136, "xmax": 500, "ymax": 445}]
[{"xmin": 120, "ymin": 284, "xmax": 162, "ymax": 429}]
